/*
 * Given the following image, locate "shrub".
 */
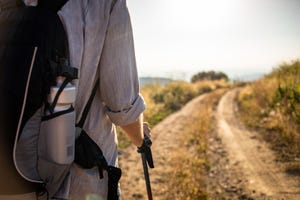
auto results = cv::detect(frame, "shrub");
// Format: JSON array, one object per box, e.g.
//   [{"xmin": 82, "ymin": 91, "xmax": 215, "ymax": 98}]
[
  {"xmin": 237, "ymin": 59, "xmax": 300, "ymax": 160},
  {"xmin": 271, "ymin": 60, "xmax": 300, "ymax": 123},
  {"xmin": 191, "ymin": 70, "xmax": 229, "ymax": 83},
  {"xmin": 144, "ymin": 80, "xmax": 229, "ymax": 126},
  {"xmin": 153, "ymin": 81, "xmax": 197, "ymax": 112}
]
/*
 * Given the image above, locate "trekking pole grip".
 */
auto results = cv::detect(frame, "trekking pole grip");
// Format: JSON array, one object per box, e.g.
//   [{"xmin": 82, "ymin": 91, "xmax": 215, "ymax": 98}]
[{"xmin": 137, "ymin": 135, "xmax": 154, "ymax": 168}]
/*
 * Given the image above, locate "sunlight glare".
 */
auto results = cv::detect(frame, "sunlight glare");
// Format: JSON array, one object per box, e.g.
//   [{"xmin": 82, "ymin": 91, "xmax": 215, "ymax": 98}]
[{"xmin": 165, "ymin": 0, "xmax": 242, "ymax": 31}]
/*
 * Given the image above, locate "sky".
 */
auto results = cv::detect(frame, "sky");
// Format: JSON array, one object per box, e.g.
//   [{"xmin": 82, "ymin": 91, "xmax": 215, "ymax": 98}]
[{"xmin": 126, "ymin": 0, "xmax": 300, "ymax": 80}]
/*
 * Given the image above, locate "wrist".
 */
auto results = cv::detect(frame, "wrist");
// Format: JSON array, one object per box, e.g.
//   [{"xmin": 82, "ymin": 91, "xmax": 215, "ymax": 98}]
[{"xmin": 136, "ymin": 139, "xmax": 144, "ymax": 148}]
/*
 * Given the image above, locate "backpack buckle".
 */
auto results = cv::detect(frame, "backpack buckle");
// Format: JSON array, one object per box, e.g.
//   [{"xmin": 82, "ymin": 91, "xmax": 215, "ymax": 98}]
[
  {"xmin": 59, "ymin": 65, "xmax": 78, "ymax": 80},
  {"xmin": 50, "ymin": 60, "xmax": 78, "ymax": 80}
]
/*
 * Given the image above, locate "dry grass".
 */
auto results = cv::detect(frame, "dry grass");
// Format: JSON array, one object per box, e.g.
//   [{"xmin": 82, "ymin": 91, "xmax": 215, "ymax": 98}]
[
  {"xmin": 140, "ymin": 83, "xmax": 167, "ymax": 126},
  {"xmin": 165, "ymin": 90, "xmax": 226, "ymax": 200},
  {"xmin": 142, "ymin": 80, "xmax": 229, "ymax": 127},
  {"xmin": 118, "ymin": 80, "xmax": 229, "ymax": 149},
  {"xmin": 237, "ymin": 60, "xmax": 300, "ymax": 164},
  {"xmin": 193, "ymin": 79, "xmax": 229, "ymax": 92}
]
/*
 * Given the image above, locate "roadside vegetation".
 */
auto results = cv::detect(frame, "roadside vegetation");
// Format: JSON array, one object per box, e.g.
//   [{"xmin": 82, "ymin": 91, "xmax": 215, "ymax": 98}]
[
  {"xmin": 237, "ymin": 60, "xmax": 300, "ymax": 171},
  {"xmin": 142, "ymin": 79, "xmax": 228, "ymax": 126},
  {"xmin": 118, "ymin": 70, "xmax": 229, "ymax": 197},
  {"xmin": 118, "ymin": 71, "xmax": 229, "ymax": 149},
  {"xmin": 166, "ymin": 89, "xmax": 227, "ymax": 200}
]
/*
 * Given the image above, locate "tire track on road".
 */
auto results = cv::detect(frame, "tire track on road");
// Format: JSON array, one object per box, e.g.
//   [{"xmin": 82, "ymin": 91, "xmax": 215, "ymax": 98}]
[{"xmin": 215, "ymin": 89, "xmax": 300, "ymax": 199}]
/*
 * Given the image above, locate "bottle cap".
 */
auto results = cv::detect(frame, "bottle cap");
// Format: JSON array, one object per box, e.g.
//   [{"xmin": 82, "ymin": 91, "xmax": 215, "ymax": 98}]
[{"xmin": 48, "ymin": 85, "xmax": 76, "ymax": 104}]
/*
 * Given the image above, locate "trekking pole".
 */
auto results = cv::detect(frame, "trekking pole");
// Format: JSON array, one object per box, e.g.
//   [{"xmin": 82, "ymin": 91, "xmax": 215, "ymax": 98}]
[
  {"xmin": 141, "ymin": 152, "xmax": 153, "ymax": 200},
  {"xmin": 138, "ymin": 135, "xmax": 154, "ymax": 200}
]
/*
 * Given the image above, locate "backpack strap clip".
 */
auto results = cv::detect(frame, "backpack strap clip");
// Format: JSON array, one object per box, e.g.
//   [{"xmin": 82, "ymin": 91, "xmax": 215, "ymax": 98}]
[
  {"xmin": 50, "ymin": 60, "xmax": 78, "ymax": 80},
  {"xmin": 58, "ymin": 64, "xmax": 78, "ymax": 80}
]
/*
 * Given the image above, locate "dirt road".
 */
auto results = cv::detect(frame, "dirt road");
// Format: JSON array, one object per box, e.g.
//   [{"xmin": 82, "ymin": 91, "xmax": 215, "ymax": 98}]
[
  {"xmin": 119, "ymin": 94, "xmax": 208, "ymax": 199},
  {"xmin": 119, "ymin": 89, "xmax": 300, "ymax": 199},
  {"xmin": 208, "ymin": 89, "xmax": 300, "ymax": 199}
]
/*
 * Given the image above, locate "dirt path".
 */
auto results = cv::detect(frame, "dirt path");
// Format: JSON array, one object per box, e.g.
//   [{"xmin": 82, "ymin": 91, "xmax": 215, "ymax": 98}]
[
  {"xmin": 207, "ymin": 89, "xmax": 300, "ymax": 199},
  {"xmin": 119, "ymin": 94, "xmax": 208, "ymax": 199},
  {"xmin": 119, "ymin": 89, "xmax": 300, "ymax": 200}
]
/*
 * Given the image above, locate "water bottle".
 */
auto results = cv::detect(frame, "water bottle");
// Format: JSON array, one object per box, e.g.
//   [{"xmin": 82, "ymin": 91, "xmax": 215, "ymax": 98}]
[
  {"xmin": 48, "ymin": 77, "xmax": 76, "ymax": 111},
  {"xmin": 41, "ymin": 76, "xmax": 76, "ymax": 165}
]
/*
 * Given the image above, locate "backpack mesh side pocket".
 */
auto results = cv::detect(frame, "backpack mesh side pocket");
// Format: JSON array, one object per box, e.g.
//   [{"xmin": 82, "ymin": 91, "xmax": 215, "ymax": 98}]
[{"xmin": 38, "ymin": 106, "xmax": 75, "ymax": 196}]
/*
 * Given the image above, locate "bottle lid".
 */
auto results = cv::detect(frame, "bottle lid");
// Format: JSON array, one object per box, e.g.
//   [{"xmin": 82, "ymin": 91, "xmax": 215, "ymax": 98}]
[{"xmin": 48, "ymin": 85, "xmax": 76, "ymax": 104}]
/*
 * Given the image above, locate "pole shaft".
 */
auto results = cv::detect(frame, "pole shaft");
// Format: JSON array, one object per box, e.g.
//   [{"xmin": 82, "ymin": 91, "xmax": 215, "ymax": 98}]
[{"xmin": 141, "ymin": 153, "xmax": 153, "ymax": 200}]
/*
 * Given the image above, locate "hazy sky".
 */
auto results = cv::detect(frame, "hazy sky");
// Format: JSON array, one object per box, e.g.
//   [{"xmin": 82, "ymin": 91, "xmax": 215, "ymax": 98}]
[{"xmin": 127, "ymin": 0, "xmax": 300, "ymax": 80}]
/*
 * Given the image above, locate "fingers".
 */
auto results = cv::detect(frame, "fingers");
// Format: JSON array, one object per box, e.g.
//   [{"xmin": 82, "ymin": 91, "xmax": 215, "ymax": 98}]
[
  {"xmin": 143, "ymin": 122, "xmax": 151, "ymax": 138},
  {"xmin": 141, "ymin": 122, "xmax": 154, "ymax": 168}
]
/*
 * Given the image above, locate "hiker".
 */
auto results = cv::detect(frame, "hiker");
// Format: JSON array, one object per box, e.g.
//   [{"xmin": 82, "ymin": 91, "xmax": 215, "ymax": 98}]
[
  {"xmin": 59, "ymin": 0, "xmax": 149, "ymax": 199},
  {"xmin": 0, "ymin": 0, "xmax": 151, "ymax": 199}
]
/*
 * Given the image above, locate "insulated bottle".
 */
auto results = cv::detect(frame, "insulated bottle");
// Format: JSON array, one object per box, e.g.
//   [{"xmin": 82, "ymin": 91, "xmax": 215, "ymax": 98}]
[{"xmin": 42, "ymin": 76, "xmax": 76, "ymax": 164}]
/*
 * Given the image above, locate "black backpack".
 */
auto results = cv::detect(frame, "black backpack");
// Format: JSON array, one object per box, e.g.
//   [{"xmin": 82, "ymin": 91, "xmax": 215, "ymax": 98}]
[
  {"xmin": 0, "ymin": 0, "xmax": 78, "ymax": 198},
  {"xmin": 0, "ymin": 1, "xmax": 122, "ymax": 199}
]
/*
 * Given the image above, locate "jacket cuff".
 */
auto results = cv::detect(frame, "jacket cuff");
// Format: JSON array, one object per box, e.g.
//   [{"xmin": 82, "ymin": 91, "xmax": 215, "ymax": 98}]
[{"xmin": 106, "ymin": 94, "xmax": 146, "ymax": 126}]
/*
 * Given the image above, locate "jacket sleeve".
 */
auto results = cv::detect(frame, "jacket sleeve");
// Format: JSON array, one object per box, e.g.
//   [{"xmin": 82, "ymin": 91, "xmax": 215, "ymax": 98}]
[{"xmin": 98, "ymin": 0, "xmax": 146, "ymax": 126}]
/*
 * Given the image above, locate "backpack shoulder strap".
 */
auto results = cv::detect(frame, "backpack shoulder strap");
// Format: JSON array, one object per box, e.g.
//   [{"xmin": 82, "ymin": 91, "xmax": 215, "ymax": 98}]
[
  {"xmin": 38, "ymin": 0, "xmax": 68, "ymax": 12},
  {"xmin": 76, "ymin": 79, "xmax": 100, "ymax": 128}
]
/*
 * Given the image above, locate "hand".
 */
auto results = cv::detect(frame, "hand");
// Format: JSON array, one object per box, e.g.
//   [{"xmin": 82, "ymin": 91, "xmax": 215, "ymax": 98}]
[
  {"xmin": 143, "ymin": 122, "xmax": 151, "ymax": 138},
  {"xmin": 137, "ymin": 135, "xmax": 154, "ymax": 168}
]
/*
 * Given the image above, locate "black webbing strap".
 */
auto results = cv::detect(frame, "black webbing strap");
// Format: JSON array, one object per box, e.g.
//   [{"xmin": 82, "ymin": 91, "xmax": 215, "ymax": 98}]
[
  {"xmin": 50, "ymin": 60, "xmax": 78, "ymax": 80},
  {"xmin": 76, "ymin": 79, "xmax": 99, "ymax": 128},
  {"xmin": 48, "ymin": 77, "xmax": 71, "ymax": 114},
  {"xmin": 38, "ymin": 0, "xmax": 69, "ymax": 12}
]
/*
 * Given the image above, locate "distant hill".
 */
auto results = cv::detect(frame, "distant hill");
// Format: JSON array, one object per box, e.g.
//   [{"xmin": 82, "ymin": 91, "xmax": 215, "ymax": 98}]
[
  {"xmin": 139, "ymin": 77, "xmax": 173, "ymax": 86},
  {"xmin": 230, "ymin": 73, "xmax": 265, "ymax": 82}
]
